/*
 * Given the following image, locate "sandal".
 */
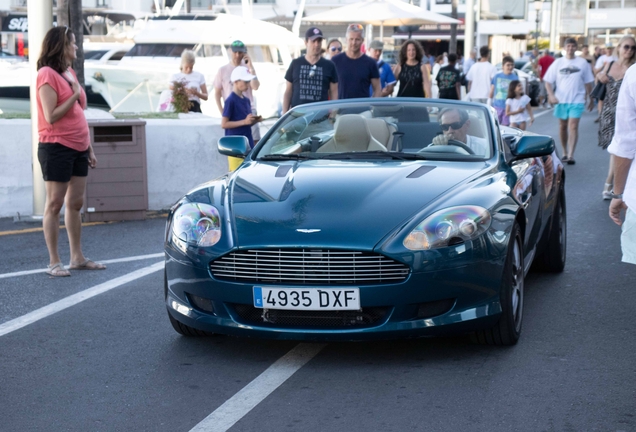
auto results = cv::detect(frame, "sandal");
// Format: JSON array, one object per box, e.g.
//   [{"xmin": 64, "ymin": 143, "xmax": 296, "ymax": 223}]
[
  {"xmin": 603, "ymin": 183, "xmax": 613, "ymax": 200},
  {"xmin": 46, "ymin": 263, "xmax": 71, "ymax": 277},
  {"xmin": 68, "ymin": 259, "xmax": 107, "ymax": 271},
  {"xmin": 567, "ymin": 158, "xmax": 576, "ymax": 165},
  {"xmin": 561, "ymin": 155, "xmax": 569, "ymax": 163}
]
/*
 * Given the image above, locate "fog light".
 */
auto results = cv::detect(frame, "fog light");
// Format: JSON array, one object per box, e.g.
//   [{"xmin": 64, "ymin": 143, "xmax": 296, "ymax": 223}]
[
  {"xmin": 416, "ymin": 298, "xmax": 455, "ymax": 319},
  {"xmin": 189, "ymin": 294, "xmax": 214, "ymax": 313},
  {"xmin": 170, "ymin": 299, "xmax": 192, "ymax": 317}
]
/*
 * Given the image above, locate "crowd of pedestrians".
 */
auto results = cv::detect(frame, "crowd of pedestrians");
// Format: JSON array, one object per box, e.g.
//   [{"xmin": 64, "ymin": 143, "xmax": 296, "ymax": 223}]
[{"xmin": 35, "ymin": 22, "xmax": 636, "ymax": 274}]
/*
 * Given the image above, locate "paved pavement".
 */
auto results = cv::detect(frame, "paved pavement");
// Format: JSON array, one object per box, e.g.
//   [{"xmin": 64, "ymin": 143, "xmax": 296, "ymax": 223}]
[{"xmin": 1, "ymin": 107, "xmax": 635, "ymax": 432}]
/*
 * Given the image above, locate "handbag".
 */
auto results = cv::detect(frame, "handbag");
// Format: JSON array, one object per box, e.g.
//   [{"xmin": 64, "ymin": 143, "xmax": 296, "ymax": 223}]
[{"xmin": 590, "ymin": 61, "xmax": 614, "ymax": 101}]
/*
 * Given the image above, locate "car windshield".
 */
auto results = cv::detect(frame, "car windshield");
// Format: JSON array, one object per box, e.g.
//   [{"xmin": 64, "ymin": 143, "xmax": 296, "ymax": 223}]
[{"xmin": 255, "ymin": 101, "xmax": 493, "ymax": 161}]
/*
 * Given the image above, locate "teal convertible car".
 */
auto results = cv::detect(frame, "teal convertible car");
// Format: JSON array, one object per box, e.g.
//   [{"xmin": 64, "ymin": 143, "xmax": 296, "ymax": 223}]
[{"xmin": 164, "ymin": 99, "xmax": 566, "ymax": 345}]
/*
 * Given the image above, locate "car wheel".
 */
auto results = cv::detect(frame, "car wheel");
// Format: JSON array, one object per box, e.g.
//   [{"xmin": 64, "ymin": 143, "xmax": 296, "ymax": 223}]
[
  {"xmin": 472, "ymin": 223, "xmax": 524, "ymax": 346},
  {"xmin": 167, "ymin": 309, "xmax": 214, "ymax": 336},
  {"xmin": 535, "ymin": 187, "xmax": 567, "ymax": 272}
]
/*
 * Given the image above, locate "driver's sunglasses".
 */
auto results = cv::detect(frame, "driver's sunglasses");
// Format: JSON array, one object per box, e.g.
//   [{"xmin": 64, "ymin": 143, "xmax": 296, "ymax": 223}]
[
  {"xmin": 440, "ymin": 121, "xmax": 466, "ymax": 131},
  {"xmin": 330, "ymin": 46, "xmax": 342, "ymax": 52}
]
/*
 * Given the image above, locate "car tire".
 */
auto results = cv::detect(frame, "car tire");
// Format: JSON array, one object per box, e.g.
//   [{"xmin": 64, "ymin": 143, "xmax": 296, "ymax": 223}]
[
  {"xmin": 534, "ymin": 187, "xmax": 567, "ymax": 272},
  {"xmin": 167, "ymin": 309, "xmax": 214, "ymax": 336},
  {"xmin": 472, "ymin": 223, "xmax": 524, "ymax": 346}
]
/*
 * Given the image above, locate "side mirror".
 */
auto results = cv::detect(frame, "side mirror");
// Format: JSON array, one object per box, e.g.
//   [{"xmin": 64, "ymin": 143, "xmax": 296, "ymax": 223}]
[
  {"xmin": 218, "ymin": 136, "xmax": 250, "ymax": 158},
  {"xmin": 509, "ymin": 135, "xmax": 554, "ymax": 160}
]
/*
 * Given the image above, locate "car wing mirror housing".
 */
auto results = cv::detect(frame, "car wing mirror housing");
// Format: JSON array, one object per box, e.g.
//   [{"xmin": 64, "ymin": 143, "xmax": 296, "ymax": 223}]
[
  {"xmin": 510, "ymin": 135, "xmax": 555, "ymax": 160},
  {"xmin": 218, "ymin": 136, "xmax": 251, "ymax": 158}
]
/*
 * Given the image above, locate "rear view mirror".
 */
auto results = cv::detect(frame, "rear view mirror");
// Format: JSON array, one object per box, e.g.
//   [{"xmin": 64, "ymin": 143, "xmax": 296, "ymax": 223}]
[
  {"xmin": 218, "ymin": 136, "xmax": 250, "ymax": 158},
  {"xmin": 510, "ymin": 135, "xmax": 554, "ymax": 160}
]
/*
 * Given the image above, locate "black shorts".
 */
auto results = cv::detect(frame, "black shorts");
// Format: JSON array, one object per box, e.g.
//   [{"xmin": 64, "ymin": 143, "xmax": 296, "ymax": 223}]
[
  {"xmin": 189, "ymin": 100, "xmax": 202, "ymax": 113},
  {"xmin": 38, "ymin": 142, "xmax": 89, "ymax": 182}
]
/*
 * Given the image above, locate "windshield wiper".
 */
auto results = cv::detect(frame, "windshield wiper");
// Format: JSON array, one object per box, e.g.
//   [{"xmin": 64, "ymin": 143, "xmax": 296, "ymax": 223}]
[
  {"xmin": 259, "ymin": 153, "xmax": 317, "ymax": 161},
  {"xmin": 317, "ymin": 151, "xmax": 429, "ymax": 160}
]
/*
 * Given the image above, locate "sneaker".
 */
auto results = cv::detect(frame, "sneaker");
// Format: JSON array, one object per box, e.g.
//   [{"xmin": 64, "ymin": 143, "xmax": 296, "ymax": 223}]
[{"xmin": 602, "ymin": 183, "xmax": 613, "ymax": 200}]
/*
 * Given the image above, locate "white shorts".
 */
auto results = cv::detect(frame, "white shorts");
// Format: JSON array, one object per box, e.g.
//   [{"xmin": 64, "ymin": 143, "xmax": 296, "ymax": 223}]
[{"xmin": 622, "ymin": 207, "xmax": 636, "ymax": 265}]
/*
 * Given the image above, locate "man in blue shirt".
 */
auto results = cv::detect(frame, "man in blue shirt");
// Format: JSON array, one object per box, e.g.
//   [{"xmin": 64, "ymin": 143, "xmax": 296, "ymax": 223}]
[
  {"xmin": 332, "ymin": 23, "xmax": 381, "ymax": 99},
  {"xmin": 367, "ymin": 40, "xmax": 396, "ymax": 97}
]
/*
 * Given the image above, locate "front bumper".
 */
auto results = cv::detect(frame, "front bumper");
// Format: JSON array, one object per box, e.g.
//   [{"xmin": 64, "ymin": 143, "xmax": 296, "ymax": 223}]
[{"xmin": 164, "ymin": 250, "xmax": 506, "ymax": 341}]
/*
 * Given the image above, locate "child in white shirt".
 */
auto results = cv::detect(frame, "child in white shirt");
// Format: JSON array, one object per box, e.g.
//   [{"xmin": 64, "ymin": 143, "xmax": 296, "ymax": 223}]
[{"xmin": 505, "ymin": 80, "xmax": 534, "ymax": 130}]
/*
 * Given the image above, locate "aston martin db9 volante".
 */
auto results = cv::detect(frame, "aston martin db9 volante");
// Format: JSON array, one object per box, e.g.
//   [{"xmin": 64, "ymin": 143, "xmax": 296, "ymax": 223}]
[{"xmin": 164, "ymin": 99, "xmax": 566, "ymax": 345}]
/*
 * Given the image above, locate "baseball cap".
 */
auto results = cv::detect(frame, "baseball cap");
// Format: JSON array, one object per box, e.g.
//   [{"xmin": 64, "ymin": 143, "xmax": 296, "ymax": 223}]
[
  {"xmin": 305, "ymin": 27, "xmax": 324, "ymax": 41},
  {"xmin": 230, "ymin": 40, "xmax": 247, "ymax": 53},
  {"xmin": 369, "ymin": 40, "xmax": 384, "ymax": 50},
  {"xmin": 231, "ymin": 66, "xmax": 256, "ymax": 83}
]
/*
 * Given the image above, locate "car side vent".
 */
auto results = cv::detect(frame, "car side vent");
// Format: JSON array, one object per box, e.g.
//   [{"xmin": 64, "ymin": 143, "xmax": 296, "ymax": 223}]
[
  {"xmin": 407, "ymin": 166, "xmax": 436, "ymax": 178},
  {"xmin": 275, "ymin": 165, "xmax": 293, "ymax": 177}
]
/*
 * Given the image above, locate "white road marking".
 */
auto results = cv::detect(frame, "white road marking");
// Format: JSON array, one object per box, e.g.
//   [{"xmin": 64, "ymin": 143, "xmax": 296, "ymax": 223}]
[
  {"xmin": 190, "ymin": 343, "xmax": 326, "ymax": 432},
  {"xmin": 0, "ymin": 261, "xmax": 163, "ymax": 337},
  {"xmin": 0, "ymin": 252, "xmax": 163, "ymax": 280}
]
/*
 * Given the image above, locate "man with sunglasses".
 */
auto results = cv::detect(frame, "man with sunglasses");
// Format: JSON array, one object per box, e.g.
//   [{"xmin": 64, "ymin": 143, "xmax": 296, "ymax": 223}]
[
  {"xmin": 283, "ymin": 27, "xmax": 338, "ymax": 113},
  {"xmin": 332, "ymin": 23, "xmax": 381, "ymax": 99},
  {"xmin": 431, "ymin": 108, "xmax": 489, "ymax": 156}
]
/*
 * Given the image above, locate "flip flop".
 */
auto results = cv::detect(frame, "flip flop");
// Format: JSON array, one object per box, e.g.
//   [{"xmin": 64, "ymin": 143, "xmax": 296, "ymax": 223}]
[
  {"xmin": 561, "ymin": 156, "xmax": 570, "ymax": 163},
  {"xmin": 567, "ymin": 159, "xmax": 576, "ymax": 165},
  {"xmin": 68, "ymin": 259, "xmax": 107, "ymax": 270},
  {"xmin": 46, "ymin": 262, "xmax": 71, "ymax": 277}
]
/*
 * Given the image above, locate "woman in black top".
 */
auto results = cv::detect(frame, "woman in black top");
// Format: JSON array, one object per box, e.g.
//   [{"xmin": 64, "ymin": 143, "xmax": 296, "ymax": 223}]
[{"xmin": 394, "ymin": 40, "xmax": 431, "ymax": 98}]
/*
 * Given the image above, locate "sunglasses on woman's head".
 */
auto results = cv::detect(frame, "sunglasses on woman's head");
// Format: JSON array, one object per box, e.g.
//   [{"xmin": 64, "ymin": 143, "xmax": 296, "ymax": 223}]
[{"xmin": 64, "ymin": 25, "xmax": 69, "ymax": 35}]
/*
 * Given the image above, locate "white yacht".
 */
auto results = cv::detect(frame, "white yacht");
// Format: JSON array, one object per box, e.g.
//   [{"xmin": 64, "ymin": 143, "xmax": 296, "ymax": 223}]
[{"xmin": 84, "ymin": 14, "xmax": 301, "ymax": 117}]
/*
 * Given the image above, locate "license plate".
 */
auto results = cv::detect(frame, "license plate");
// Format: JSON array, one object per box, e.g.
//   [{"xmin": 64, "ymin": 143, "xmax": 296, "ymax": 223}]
[{"xmin": 253, "ymin": 287, "xmax": 360, "ymax": 311}]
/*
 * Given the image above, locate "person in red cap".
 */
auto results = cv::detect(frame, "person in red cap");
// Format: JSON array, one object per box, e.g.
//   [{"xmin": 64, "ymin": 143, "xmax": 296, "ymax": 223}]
[{"xmin": 283, "ymin": 27, "xmax": 339, "ymax": 112}]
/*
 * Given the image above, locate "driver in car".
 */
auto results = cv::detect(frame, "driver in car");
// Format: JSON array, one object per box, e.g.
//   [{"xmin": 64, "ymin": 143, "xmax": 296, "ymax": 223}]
[{"xmin": 432, "ymin": 108, "xmax": 489, "ymax": 156}]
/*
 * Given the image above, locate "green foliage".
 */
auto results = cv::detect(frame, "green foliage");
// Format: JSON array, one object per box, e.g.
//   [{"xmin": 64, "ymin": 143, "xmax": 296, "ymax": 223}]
[{"xmin": 171, "ymin": 80, "xmax": 192, "ymax": 113}]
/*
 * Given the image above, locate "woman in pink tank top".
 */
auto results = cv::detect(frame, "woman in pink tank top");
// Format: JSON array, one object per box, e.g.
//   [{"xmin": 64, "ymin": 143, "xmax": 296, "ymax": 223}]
[{"xmin": 36, "ymin": 26, "xmax": 106, "ymax": 277}]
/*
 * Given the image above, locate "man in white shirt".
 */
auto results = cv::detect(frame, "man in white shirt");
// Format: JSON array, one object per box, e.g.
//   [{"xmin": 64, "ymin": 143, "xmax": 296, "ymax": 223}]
[
  {"xmin": 594, "ymin": 45, "xmax": 617, "ymax": 74},
  {"xmin": 607, "ymin": 63, "xmax": 636, "ymax": 265},
  {"xmin": 466, "ymin": 46, "xmax": 497, "ymax": 104},
  {"xmin": 544, "ymin": 38, "xmax": 594, "ymax": 164}
]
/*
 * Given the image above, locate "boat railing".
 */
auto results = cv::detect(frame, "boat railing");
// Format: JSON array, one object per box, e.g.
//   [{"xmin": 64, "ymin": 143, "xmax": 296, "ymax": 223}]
[{"xmin": 108, "ymin": 79, "xmax": 155, "ymax": 113}]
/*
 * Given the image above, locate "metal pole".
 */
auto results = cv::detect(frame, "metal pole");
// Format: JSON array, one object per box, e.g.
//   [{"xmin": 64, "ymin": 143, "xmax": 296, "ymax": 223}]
[
  {"xmin": 535, "ymin": 10, "xmax": 540, "ymax": 50},
  {"xmin": 550, "ymin": 0, "xmax": 559, "ymax": 52},
  {"xmin": 464, "ymin": 0, "xmax": 475, "ymax": 60},
  {"xmin": 28, "ymin": 0, "xmax": 53, "ymax": 217}
]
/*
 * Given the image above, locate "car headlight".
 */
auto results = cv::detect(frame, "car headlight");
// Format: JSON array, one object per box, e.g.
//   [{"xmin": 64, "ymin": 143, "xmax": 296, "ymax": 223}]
[
  {"xmin": 403, "ymin": 206, "xmax": 491, "ymax": 250},
  {"xmin": 171, "ymin": 203, "xmax": 222, "ymax": 248}
]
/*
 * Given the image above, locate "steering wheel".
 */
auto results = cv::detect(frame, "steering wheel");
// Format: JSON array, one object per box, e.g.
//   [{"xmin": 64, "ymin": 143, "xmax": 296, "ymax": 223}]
[{"xmin": 424, "ymin": 139, "xmax": 475, "ymax": 155}]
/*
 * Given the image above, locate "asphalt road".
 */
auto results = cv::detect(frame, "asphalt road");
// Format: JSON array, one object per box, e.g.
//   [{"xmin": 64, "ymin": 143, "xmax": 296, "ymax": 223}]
[{"xmin": 1, "ymin": 107, "xmax": 635, "ymax": 432}]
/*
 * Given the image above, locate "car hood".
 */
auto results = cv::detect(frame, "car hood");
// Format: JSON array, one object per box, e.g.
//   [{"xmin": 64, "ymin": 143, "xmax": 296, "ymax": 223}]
[{"xmin": 229, "ymin": 160, "xmax": 485, "ymax": 249}]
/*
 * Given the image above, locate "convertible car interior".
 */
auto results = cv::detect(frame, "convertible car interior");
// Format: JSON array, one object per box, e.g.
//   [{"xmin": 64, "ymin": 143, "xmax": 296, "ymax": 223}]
[{"xmin": 259, "ymin": 101, "xmax": 492, "ymax": 159}]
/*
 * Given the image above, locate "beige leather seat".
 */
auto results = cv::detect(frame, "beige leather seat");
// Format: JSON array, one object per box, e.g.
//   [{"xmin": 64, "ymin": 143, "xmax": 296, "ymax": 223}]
[
  {"xmin": 365, "ymin": 118, "xmax": 397, "ymax": 150},
  {"xmin": 317, "ymin": 114, "xmax": 387, "ymax": 153},
  {"xmin": 466, "ymin": 114, "xmax": 486, "ymax": 138}
]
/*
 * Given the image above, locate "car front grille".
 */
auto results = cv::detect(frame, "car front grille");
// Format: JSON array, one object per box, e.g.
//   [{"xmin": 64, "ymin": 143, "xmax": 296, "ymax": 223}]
[
  {"xmin": 209, "ymin": 249, "xmax": 409, "ymax": 285},
  {"xmin": 232, "ymin": 304, "xmax": 389, "ymax": 328}
]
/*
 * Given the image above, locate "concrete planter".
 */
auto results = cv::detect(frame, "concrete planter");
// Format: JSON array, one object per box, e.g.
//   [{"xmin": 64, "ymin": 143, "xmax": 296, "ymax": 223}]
[{"xmin": 0, "ymin": 116, "xmax": 231, "ymax": 219}]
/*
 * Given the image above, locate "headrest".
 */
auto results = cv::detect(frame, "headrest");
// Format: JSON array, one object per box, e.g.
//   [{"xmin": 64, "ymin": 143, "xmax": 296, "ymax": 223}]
[
  {"xmin": 365, "ymin": 118, "xmax": 391, "ymax": 144},
  {"xmin": 333, "ymin": 114, "xmax": 372, "ymax": 152}
]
